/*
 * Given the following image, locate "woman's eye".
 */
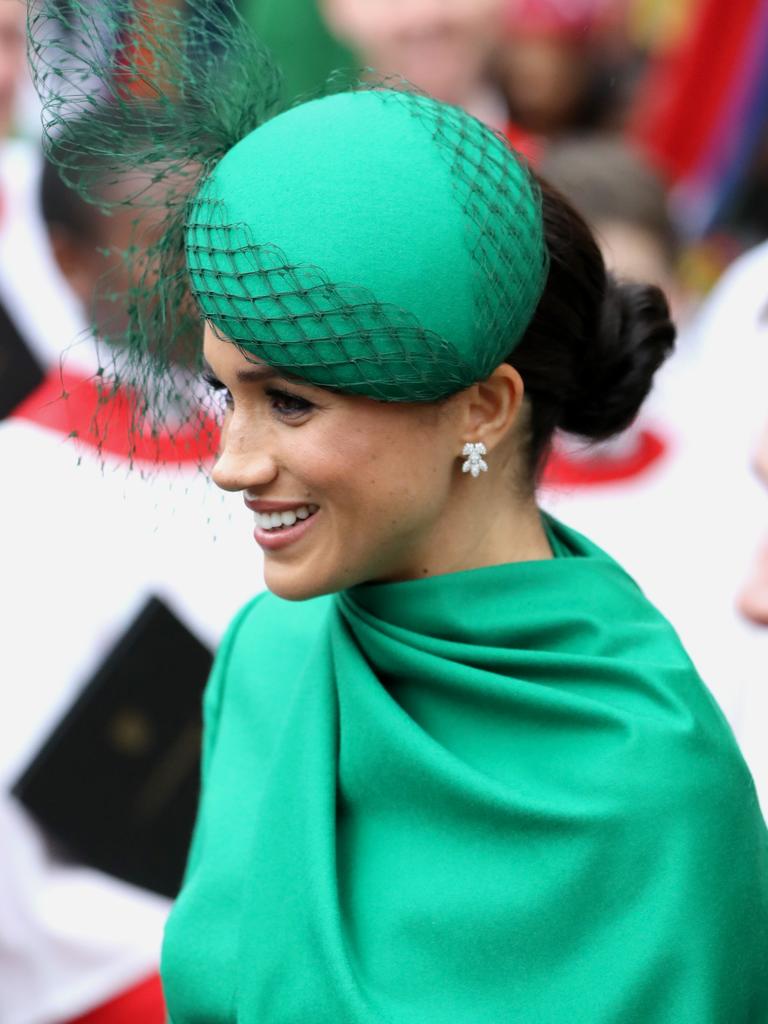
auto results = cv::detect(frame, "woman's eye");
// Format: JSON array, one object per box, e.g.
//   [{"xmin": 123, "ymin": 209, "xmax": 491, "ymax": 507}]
[{"xmin": 266, "ymin": 388, "xmax": 314, "ymax": 419}]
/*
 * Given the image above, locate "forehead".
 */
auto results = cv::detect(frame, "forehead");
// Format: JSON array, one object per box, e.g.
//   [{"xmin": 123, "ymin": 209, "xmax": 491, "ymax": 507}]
[
  {"xmin": 203, "ymin": 324, "xmax": 281, "ymax": 380},
  {"xmin": 204, "ymin": 323, "xmax": 258, "ymax": 361}
]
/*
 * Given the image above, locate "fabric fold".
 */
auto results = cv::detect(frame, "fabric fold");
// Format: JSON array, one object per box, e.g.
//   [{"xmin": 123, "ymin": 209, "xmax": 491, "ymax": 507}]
[{"xmin": 163, "ymin": 518, "xmax": 768, "ymax": 1023}]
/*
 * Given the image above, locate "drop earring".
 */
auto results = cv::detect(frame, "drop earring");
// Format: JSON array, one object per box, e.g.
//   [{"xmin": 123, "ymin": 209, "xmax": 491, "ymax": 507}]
[{"xmin": 462, "ymin": 442, "xmax": 488, "ymax": 478}]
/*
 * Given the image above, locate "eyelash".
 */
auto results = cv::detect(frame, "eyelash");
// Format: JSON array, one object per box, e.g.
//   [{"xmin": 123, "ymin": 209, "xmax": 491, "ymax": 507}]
[
  {"xmin": 264, "ymin": 387, "xmax": 314, "ymax": 418},
  {"xmin": 202, "ymin": 372, "xmax": 314, "ymax": 419}
]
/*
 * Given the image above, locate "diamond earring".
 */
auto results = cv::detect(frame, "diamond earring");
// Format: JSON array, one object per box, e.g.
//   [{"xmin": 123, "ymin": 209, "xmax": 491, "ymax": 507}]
[{"xmin": 462, "ymin": 441, "xmax": 488, "ymax": 478}]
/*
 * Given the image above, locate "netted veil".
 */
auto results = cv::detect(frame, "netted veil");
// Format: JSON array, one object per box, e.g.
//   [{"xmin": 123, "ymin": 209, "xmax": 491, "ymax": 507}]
[{"xmin": 27, "ymin": 0, "xmax": 548, "ymax": 463}]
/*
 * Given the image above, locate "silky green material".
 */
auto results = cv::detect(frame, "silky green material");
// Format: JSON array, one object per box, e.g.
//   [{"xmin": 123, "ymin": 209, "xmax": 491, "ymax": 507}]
[
  {"xmin": 186, "ymin": 89, "xmax": 549, "ymax": 401},
  {"xmin": 162, "ymin": 518, "xmax": 768, "ymax": 1022}
]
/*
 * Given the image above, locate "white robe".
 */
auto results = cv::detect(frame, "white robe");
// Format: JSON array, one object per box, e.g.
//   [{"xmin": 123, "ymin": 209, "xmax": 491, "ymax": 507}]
[
  {"xmin": 541, "ymin": 242, "xmax": 768, "ymax": 817},
  {"xmin": 0, "ymin": 139, "xmax": 264, "ymax": 1024}
]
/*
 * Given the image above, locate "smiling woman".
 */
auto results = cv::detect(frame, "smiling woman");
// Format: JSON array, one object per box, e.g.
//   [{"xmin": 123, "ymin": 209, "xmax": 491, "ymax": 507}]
[
  {"xmin": 28, "ymin": 1, "xmax": 768, "ymax": 1021},
  {"xmin": 201, "ymin": 321, "xmax": 551, "ymax": 599}
]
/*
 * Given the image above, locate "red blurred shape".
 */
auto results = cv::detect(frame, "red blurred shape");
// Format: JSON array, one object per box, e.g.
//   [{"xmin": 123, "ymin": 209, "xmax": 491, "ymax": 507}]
[{"xmin": 67, "ymin": 974, "xmax": 166, "ymax": 1024}]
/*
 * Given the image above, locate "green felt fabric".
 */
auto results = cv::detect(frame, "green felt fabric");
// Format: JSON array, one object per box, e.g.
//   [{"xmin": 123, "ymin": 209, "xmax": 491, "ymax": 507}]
[
  {"xmin": 162, "ymin": 516, "xmax": 768, "ymax": 1022},
  {"xmin": 185, "ymin": 89, "xmax": 548, "ymax": 401}
]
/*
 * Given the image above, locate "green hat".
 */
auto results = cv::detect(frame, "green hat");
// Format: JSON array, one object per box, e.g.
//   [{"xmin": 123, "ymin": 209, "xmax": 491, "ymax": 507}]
[
  {"xmin": 28, "ymin": 0, "xmax": 548, "ymax": 419},
  {"xmin": 188, "ymin": 89, "xmax": 548, "ymax": 401}
]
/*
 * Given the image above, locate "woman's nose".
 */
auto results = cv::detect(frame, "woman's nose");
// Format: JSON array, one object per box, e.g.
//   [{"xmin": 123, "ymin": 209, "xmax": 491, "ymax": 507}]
[{"xmin": 211, "ymin": 423, "xmax": 278, "ymax": 493}]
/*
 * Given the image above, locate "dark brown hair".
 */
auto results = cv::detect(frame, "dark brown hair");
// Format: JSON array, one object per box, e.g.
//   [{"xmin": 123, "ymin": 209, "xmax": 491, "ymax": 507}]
[{"xmin": 511, "ymin": 176, "xmax": 676, "ymax": 478}]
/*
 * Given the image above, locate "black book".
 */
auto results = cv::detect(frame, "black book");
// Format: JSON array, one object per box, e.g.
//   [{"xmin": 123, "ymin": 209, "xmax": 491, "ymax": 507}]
[
  {"xmin": 13, "ymin": 597, "xmax": 213, "ymax": 898},
  {"xmin": 0, "ymin": 298, "xmax": 45, "ymax": 419}
]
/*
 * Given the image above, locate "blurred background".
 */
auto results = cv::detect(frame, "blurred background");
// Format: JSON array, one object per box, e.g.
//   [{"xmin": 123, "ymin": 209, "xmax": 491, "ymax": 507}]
[{"xmin": 1, "ymin": 0, "xmax": 767, "ymax": 1021}]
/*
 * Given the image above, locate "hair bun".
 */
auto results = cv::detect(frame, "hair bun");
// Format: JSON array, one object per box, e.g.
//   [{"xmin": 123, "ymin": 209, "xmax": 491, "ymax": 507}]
[{"xmin": 558, "ymin": 277, "xmax": 676, "ymax": 440}]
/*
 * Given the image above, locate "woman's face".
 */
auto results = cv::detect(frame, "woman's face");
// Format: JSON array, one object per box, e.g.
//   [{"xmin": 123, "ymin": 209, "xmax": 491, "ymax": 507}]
[
  {"xmin": 203, "ymin": 326, "xmax": 473, "ymax": 601},
  {"xmin": 739, "ymin": 423, "xmax": 768, "ymax": 626},
  {"xmin": 496, "ymin": 35, "xmax": 588, "ymax": 134},
  {"xmin": 322, "ymin": 0, "xmax": 503, "ymax": 106}
]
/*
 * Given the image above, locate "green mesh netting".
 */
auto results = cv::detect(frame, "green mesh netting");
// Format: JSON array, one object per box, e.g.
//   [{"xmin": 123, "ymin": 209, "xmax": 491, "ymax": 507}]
[
  {"xmin": 27, "ymin": 0, "xmax": 282, "ymax": 462},
  {"xmin": 186, "ymin": 87, "xmax": 548, "ymax": 401},
  {"xmin": 28, "ymin": 0, "xmax": 549, "ymax": 452}
]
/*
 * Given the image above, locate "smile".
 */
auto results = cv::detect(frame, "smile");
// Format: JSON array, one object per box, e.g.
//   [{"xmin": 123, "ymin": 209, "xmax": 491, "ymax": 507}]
[
  {"xmin": 254, "ymin": 504, "xmax": 319, "ymax": 531},
  {"xmin": 252, "ymin": 504, "xmax": 319, "ymax": 552}
]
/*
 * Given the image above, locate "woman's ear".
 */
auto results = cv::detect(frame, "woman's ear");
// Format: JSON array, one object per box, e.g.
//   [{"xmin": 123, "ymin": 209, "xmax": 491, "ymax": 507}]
[{"xmin": 459, "ymin": 363, "xmax": 526, "ymax": 453}]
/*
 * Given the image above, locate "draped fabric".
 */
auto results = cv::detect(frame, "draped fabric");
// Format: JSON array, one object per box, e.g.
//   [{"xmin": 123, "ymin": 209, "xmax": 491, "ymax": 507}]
[{"xmin": 162, "ymin": 517, "xmax": 768, "ymax": 1022}]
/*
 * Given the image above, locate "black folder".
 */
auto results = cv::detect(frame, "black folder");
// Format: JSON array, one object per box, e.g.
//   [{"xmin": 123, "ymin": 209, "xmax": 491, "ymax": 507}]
[{"xmin": 13, "ymin": 596, "xmax": 213, "ymax": 898}]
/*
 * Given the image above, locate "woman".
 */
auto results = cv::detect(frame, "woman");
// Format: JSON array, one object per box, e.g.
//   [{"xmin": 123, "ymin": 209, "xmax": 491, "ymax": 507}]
[
  {"xmin": 29, "ymin": 2, "xmax": 768, "ymax": 1020},
  {"xmin": 318, "ymin": 0, "xmax": 508, "ymax": 130}
]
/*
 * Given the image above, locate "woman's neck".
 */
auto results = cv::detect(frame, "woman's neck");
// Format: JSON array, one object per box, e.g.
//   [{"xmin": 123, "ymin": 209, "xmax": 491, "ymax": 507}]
[
  {"xmin": 383, "ymin": 491, "xmax": 552, "ymax": 583},
  {"xmin": 445, "ymin": 497, "xmax": 553, "ymax": 575}
]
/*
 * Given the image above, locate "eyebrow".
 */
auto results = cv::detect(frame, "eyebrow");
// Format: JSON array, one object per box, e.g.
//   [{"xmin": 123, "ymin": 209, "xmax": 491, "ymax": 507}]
[
  {"xmin": 236, "ymin": 366, "xmax": 278, "ymax": 384},
  {"xmin": 201, "ymin": 359, "xmax": 300, "ymax": 386}
]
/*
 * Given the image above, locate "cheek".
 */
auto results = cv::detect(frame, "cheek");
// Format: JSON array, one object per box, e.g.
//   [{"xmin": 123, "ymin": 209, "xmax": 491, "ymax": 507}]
[
  {"xmin": 280, "ymin": 395, "xmax": 457, "ymax": 541},
  {"xmin": 318, "ymin": 423, "xmax": 451, "ymax": 532}
]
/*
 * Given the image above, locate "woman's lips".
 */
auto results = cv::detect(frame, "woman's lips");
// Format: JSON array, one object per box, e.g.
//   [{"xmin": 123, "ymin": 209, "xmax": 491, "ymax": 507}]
[{"xmin": 253, "ymin": 509, "xmax": 319, "ymax": 551}]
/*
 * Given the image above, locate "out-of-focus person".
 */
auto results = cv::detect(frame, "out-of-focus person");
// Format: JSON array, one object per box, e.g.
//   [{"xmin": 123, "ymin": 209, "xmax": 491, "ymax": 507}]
[
  {"xmin": 320, "ymin": 0, "xmax": 509, "ymax": 130},
  {"xmin": 495, "ymin": 0, "xmax": 627, "ymax": 137},
  {"xmin": 537, "ymin": 138, "xmax": 768, "ymax": 813},
  {"xmin": 677, "ymin": 241, "xmax": 768, "ymax": 806},
  {"xmin": 740, "ymin": 422, "xmax": 768, "ymax": 626},
  {"xmin": 540, "ymin": 135, "xmax": 683, "ymax": 309},
  {"xmin": 0, "ymin": 130, "xmax": 262, "ymax": 1024},
  {"xmin": 0, "ymin": 0, "xmax": 25, "ymax": 138}
]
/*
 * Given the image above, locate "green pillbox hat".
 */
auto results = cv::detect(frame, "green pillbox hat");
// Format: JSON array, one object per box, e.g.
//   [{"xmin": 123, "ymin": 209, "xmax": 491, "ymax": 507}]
[{"xmin": 186, "ymin": 89, "xmax": 549, "ymax": 401}]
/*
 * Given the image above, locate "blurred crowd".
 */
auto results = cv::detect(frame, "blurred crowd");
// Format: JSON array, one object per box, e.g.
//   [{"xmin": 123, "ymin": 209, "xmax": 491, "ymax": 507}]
[{"xmin": 1, "ymin": 0, "xmax": 767, "ymax": 1021}]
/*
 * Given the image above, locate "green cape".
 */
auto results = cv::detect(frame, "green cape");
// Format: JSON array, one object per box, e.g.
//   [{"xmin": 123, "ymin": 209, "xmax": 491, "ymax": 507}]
[{"xmin": 162, "ymin": 518, "xmax": 768, "ymax": 1022}]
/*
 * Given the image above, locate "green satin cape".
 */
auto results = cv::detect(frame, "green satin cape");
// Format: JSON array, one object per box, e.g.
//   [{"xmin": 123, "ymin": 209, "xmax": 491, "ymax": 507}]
[{"xmin": 162, "ymin": 518, "xmax": 768, "ymax": 1022}]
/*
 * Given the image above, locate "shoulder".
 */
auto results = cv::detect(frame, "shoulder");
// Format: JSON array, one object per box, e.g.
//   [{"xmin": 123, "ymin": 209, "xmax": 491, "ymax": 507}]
[
  {"xmin": 217, "ymin": 590, "xmax": 335, "ymax": 675},
  {"xmin": 228, "ymin": 589, "xmax": 334, "ymax": 641},
  {"xmin": 200, "ymin": 590, "xmax": 335, "ymax": 752}
]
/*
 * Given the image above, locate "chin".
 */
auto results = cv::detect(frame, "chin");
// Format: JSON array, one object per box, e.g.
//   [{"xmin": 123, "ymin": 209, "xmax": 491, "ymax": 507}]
[{"xmin": 263, "ymin": 562, "xmax": 339, "ymax": 603}]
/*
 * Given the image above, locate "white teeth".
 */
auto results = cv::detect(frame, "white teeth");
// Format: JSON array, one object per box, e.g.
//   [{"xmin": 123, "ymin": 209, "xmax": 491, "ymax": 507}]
[{"xmin": 254, "ymin": 505, "xmax": 318, "ymax": 531}]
